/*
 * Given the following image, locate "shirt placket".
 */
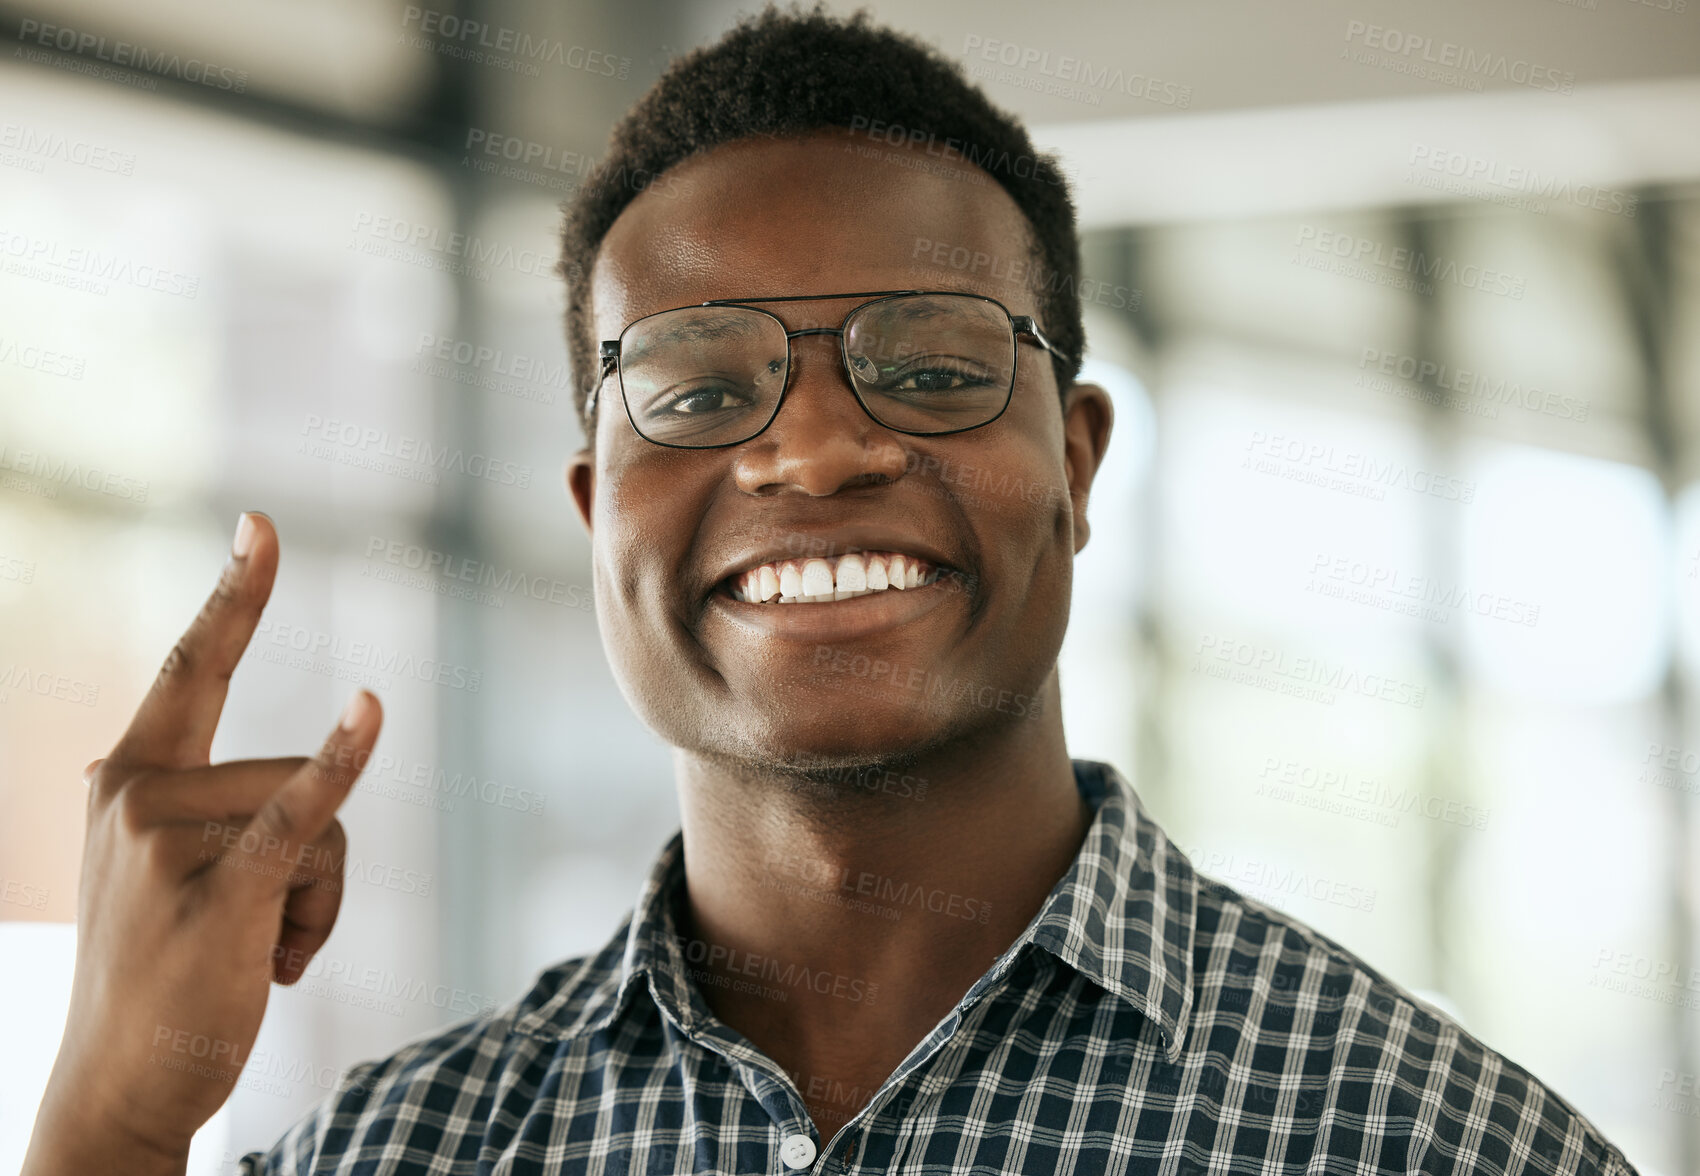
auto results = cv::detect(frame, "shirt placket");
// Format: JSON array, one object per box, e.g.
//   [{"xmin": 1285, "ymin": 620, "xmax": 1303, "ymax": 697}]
[{"xmin": 672, "ymin": 939, "xmax": 1037, "ymax": 1176}]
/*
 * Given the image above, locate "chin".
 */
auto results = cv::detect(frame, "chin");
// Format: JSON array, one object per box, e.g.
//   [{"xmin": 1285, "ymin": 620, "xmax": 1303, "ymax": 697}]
[{"xmin": 701, "ymin": 689, "xmax": 992, "ymax": 776}]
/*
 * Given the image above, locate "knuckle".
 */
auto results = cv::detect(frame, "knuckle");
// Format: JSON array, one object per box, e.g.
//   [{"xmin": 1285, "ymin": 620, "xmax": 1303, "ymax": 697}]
[
  {"xmin": 86, "ymin": 757, "xmax": 125, "ymax": 797},
  {"xmin": 111, "ymin": 775, "xmax": 157, "ymax": 836},
  {"xmin": 158, "ymin": 637, "xmax": 197, "ymax": 683},
  {"xmin": 312, "ymin": 743, "xmax": 363, "ymax": 790},
  {"xmin": 199, "ymin": 813, "xmax": 244, "ymax": 849},
  {"xmin": 253, "ymin": 801, "xmax": 298, "ymax": 844},
  {"xmin": 206, "ymin": 562, "xmax": 251, "ymax": 613},
  {"xmin": 209, "ymin": 566, "xmax": 240, "ymax": 604}
]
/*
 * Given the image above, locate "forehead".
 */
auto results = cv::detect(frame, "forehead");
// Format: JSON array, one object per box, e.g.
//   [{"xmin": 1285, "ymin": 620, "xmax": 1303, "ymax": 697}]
[{"xmin": 591, "ymin": 129, "xmax": 1040, "ymax": 336}]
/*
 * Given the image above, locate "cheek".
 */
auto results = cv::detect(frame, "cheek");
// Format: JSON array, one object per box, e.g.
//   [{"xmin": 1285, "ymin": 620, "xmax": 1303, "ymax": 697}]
[
  {"xmin": 594, "ymin": 456, "xmax": 678, "ymax": 608},
  {"xmin": 960, "ymin": 448, "xmax": 1074, "ymax": 639},
  {"xmin": 981, "ymin": 389, "xmax": 1072, "ymax": 535},
  {"xmin": 963, "ymin": 440, "xmax": 1072, "ymax": 556}
]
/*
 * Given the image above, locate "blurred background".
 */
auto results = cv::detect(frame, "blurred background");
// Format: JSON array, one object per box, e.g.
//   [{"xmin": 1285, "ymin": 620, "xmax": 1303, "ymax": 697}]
[{"xmin": 2, "ymin": 0, "xmax": 1699, "ymax": 1171}]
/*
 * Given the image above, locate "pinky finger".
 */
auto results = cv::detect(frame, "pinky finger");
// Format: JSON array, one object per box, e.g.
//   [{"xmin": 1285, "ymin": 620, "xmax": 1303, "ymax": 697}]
[{"xmin": 273, "ymin": 882, "xmax": 344, "ymax": 985}]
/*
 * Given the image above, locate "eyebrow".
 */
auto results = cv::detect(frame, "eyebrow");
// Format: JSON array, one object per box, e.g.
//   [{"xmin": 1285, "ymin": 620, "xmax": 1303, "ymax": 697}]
[
  {"xmin": 862, "ymin": 295, "xmax": 961, "ymax": 325},
  {"xmin": 623, "ymin": 310, "xmax": 769, "ymax": 362}
]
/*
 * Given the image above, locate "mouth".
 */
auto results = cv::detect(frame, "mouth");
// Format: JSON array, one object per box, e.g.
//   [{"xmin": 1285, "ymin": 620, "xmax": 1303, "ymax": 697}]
[{"xmin": 718, "ymin": 550, "xmax": 948, "ymax": 604}]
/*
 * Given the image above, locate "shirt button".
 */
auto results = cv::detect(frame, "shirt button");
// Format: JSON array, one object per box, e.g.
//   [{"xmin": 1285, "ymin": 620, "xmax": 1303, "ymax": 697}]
[{"xmin": 780, "ymin": 1133, "xmax": 817, "ymax": 1169}]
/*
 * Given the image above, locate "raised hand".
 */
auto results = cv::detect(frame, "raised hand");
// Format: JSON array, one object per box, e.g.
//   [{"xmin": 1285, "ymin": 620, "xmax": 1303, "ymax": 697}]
[{"xmin": 23, "ymin": 512, "xmax": 384, "ymax": 1176}]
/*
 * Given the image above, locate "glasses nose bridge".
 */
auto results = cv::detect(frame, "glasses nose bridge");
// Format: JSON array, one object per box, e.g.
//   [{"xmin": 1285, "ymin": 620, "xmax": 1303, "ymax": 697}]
[
  {"xmin": 775, "ymin": 324, "xmax": 850, "ymax": 391},
  {"xmin": 785, "ymin": 326, "xmax": 844, "ymax": 341}
]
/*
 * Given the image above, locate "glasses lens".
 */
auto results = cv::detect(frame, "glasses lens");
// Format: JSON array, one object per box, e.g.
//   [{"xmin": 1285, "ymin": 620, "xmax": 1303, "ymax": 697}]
[
  {"xmin": 618, "ymin": 307, "xmax": 788, "ymax": 446},
  {"xmin": 842, "ymin": 295, "xmax": 1015, "ymax": 434}
]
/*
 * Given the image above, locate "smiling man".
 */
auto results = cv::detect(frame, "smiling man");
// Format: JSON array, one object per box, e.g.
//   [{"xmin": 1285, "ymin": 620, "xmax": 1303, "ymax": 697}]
[{"xmin": 23, "ymin": 7, "xmax": 1639, "ymax": 1176}]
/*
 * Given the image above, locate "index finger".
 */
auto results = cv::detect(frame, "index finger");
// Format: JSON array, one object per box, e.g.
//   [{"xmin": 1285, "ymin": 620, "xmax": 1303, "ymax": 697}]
[{"xmin": 110, "ymin": 511, "xmax": 280, "ymax": 771}]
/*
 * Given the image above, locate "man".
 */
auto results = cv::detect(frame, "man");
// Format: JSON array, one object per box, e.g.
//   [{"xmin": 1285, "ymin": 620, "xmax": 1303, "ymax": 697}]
[{"xmin": 24, "ymin": 7, "xmax": 1637, "ymax": 1175}]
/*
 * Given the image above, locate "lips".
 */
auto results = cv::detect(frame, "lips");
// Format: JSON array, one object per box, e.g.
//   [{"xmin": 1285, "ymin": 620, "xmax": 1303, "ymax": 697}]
[
  {"xmin": 703, "ymin": 528, "xmax": 965, "ymax": 607},
  {"xmin": 725, "ymin": 550, "xmax": 943, "ymax": 603},
  {"xmin": 706, "ymin": 567, "xmax": 957, "ymax": 642},
  {"xmin": 698, "ymin": 525, "xmax": 976, "ymax": 645}
]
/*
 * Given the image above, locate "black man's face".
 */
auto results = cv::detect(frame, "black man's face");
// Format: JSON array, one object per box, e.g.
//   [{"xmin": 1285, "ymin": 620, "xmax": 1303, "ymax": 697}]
[{"xmin": 568, "ymin": 129, "xmax": 1111, "ymax": 772}]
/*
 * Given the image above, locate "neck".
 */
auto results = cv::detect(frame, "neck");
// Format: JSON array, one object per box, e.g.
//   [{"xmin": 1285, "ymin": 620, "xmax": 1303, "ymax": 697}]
[{"xmin": 670, "ymin": 672, "xmax": 1095, "ymax": 1115}]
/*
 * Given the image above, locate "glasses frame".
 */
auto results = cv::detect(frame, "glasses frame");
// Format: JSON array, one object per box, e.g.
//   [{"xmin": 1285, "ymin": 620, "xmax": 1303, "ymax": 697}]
[{"xmin": 590, "ymin": 289, "xmax": 1070, "ymax": 450}]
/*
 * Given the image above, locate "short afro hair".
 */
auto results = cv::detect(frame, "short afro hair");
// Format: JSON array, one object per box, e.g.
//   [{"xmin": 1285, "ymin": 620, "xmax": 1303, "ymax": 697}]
[{"xmin": 556, "ymin": 3, "xmax": 1085, "ymax": 438}]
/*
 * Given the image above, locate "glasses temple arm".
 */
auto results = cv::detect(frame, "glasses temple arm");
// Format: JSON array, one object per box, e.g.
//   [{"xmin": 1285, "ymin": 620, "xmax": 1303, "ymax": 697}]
[
  {"xmin": 1012, "ymin": 315, "xmax": 1072, "ymax": 366},
  {"xmin": 585, "ymin": 341, "xmax": 622, "ymax": 419}
]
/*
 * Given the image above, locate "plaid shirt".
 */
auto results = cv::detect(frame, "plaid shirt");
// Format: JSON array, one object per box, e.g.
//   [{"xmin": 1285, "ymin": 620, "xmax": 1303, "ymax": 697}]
[{"xmin": 240, "ymin": 759, "xmax": 1636, "ymax": 1175}]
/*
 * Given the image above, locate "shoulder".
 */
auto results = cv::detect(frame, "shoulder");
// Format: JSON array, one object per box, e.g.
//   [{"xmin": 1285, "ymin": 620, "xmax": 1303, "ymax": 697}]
[
  {"xmin": 1187, "ymin": 875, "xmax": 1639, "ymax": 1176},
  {"xmin": 239, "ymin": 927, "xmax": 636, "ymax": 1175}
]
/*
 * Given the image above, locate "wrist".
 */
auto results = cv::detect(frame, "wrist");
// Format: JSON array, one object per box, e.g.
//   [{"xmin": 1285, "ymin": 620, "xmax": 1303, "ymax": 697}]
[{"xmin": 25, "ymin": 1079, "xmax": 192, "ymax": 1176}]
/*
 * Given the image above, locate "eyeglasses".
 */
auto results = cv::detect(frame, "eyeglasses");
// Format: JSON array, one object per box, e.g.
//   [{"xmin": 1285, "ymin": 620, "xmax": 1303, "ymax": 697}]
[{"xmin": 590, "ymin": 289, "xmax": 1069, "ymax": 449}]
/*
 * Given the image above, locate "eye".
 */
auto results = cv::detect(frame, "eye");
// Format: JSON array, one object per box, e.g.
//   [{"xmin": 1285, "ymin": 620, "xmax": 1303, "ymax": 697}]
[
  {"xmin": 894, "ymin": 367, "xmax": 969, "ymax": 392},
  {"xmin": 881, "ymin": 358, "xmax": 995, "ymax": 394},
  {"xmin": 650, "ymin": 382, "xmax": 753, "ymax": 417}
]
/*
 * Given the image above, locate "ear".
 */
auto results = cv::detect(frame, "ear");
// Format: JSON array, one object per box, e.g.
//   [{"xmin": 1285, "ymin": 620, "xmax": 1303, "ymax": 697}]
[
  {"xmin": 1060, "ymin": 382, "xmax": 1114, "ymax": 553},
  {"xmin": 567, "ymin": 446, "xmax": 595, "ymax": 534}
]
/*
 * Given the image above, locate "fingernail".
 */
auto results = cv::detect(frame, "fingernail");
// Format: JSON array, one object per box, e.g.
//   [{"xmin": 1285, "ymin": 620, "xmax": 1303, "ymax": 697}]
[
  {"xmin": 337, "ymin": 690, "xmax": 371, "ymax": 732},
  {"xmin": 232, "ymin": 512, "xmax": 258, "ymax": 559}
]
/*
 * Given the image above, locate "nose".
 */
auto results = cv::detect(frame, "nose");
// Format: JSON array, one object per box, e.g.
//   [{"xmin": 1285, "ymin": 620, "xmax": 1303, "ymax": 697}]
[{"xmin": 730, "ymin": 334, "xmax": 910, "ymax": 497}]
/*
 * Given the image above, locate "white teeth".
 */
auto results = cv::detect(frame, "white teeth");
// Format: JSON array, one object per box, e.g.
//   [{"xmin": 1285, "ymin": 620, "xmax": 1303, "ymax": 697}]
[
  {"xmin": 834, "ymin": 553, "xmax": 867, "ymax": 594},
  {"xmin": 866, "ymin": 554, "xmax": 889, "ymax": 591},
  {"xmin": 801, "ymin": 558, "xmax": 834, "ymax": 597},
  {"xmin": 726, "ymin": 550, "xmax": 944, "ymax": 604}
]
